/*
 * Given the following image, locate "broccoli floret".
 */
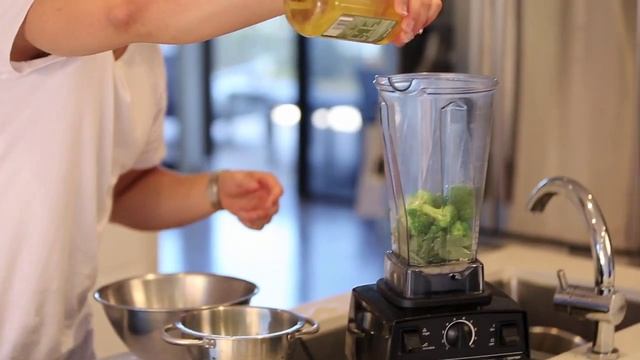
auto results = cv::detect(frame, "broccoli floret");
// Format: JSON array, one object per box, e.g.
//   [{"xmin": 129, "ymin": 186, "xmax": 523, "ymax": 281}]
[
  {"xmin": 409, "ymin": 190, "xmax": 444, "ymax": 208},
  {"xmin": 426, "ymin": 222, "xmax": 444, "ymax": 240},
  {"xmin": 417, "ymin": 204, "xmax": 458, "ymax": 228},
  {"xmin": 403, "ymin": 188, "xmax": 476, "ymax": 265},
  {"xmin": 446, "ymin": 221, "xmax": 473, "ymax": 261},
  {"xmin": 407, "ymin": 207, "xmax": 433, "ymax": 236},
  {"xmin": 424, "ymin": 223, "xmax": 447, "ymax": 264},
  {"xmin": 450, "ymin": 221, "xmax": 471, "ymax": 239},
  {"xmin": 447, "ymin": 185, "xmax": 475, "ymax": 223}
]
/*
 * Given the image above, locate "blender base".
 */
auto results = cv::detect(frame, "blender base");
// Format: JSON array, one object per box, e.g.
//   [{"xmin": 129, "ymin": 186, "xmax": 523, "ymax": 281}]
[
  {"xmin": 346, "ymin": 282, "xmax": 530, "ymax": 360},
  {"xmin": 383, "ymin": 253, "xmax": 491, "ymax": 307},
  {"xmin": 377, "ymin": 278, "xmax": 492, "ymax": 308}
]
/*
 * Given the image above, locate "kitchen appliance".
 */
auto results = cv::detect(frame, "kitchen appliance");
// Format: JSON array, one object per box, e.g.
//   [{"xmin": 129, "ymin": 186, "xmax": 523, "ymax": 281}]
[
  {"xmin": 161, "ymin": 306, "xmax": 319, "ymax": 360},
  {"xmin": 346, "ymin": 73, "xmax": 530, "ymax": 360},
  {"xmin": 94, "ymin": 272, "xmax": 258, "ymax": 360}
]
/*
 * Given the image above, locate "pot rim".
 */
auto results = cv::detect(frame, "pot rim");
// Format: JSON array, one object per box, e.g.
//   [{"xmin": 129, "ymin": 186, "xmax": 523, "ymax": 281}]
[
  {"xmin": 174, "ymin": 306, "xmax": 307, "ymax": 340},
  {"xmin": 92, "ymin": 272, "xmax": 259, "ymax": 312}
]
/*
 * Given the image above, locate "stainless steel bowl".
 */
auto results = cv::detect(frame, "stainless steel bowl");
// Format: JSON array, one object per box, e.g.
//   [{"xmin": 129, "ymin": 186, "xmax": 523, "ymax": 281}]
[
  {"xmin": 162, "ymin": 306, "xmax": 319, "ymax": 360},
  {"xmin": 529, "ymin": 326, "xmax": 588, "ymax": 360},
  {"xmin": 93, "ymin": 272, "xmax": 258, "ymax": 360}
]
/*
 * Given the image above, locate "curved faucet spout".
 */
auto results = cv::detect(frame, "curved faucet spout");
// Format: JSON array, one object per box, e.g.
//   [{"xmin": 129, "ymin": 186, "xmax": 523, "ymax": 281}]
[{"xmin": 526, "ymin": 176, "xmax": 615, "ymax": 295}]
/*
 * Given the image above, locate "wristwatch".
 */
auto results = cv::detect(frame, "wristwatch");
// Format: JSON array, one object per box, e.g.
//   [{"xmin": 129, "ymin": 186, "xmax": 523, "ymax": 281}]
[{"xmin": 208, "ymin": 172, "xmax": 222, "ymax": 210}]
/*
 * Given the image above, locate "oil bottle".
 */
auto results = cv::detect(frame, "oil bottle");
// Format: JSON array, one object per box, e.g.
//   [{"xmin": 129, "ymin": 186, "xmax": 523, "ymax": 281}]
[{"xmin": 284, "ymin": 0, "xmax": 403, "ymax": 44}]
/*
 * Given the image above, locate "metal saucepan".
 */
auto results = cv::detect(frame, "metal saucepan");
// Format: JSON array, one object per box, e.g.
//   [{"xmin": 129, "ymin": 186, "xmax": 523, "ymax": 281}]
[
  {"xmin": 93, "ymin": 272, "xmax": 258, "ymax": 360},
  {"xmin": 162, "ymin": 306, "xmax": 319, "ymax": 360}
]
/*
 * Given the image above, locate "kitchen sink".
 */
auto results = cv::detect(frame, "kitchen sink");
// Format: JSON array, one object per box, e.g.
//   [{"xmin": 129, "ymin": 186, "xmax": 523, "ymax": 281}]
[
  {"xmin": 492, "ymin": 277, "xmax": 640, "ymax": 359},
  {"xmin": 492, "ymin": 277, "xmax": 640, "ymax": 342},
  {"xmin": 290, "ymin": 277, "xmax": 640, "ymax": 360}
]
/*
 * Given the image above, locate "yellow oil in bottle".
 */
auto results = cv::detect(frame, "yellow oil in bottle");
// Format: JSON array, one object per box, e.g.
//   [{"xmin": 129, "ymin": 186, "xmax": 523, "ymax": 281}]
[{"xmin": 284, "ymin": 0, "xmax": 403, "ymax": 44}]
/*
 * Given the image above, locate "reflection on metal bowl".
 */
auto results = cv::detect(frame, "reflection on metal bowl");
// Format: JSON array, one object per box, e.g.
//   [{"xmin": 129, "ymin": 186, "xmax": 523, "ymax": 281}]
[
  {"xmin": 93, "ymin": 272, "xmax": 258, "ymax": 360},
  {"xmin": 162, "ymin": 306, "xmax": 319, "ymax": 360},
  {"xmin": 529, "ymin": 326, "xmax": 588, "ymax": 360}
]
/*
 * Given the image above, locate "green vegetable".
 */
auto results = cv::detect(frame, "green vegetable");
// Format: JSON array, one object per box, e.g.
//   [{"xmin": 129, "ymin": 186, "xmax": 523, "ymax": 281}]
[
  {"xmin": 402, "ymin": 185, "xmax": 476, "ymax": 265},
  {"xmin": 419, "ymin": 204, "xmax": 458, "ymax": 228},
  {"xmin": 450, "ymin": 221, "xmax": 471, "ymax": 239},
  {"xmin": 447, "ymin": 186, "xmax": 476, "ymax": 223},
  {"xmin": 407, "ymin": 206, "xmax": 432, "ymax": 236}
]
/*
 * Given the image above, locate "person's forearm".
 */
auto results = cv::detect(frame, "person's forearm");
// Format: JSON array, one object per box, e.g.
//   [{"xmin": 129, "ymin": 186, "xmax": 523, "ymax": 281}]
[
  {"xmin": 110, "ymin": 167, "xmax": 215, "ymax": 231},
  {"xmin": 25, "ymin": 0, "xmax": 284, "ymax": 56}
]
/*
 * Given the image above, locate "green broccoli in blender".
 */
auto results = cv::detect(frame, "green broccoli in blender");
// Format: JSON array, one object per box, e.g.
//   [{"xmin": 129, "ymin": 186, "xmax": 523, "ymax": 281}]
[
  {"xmin": 447, "ymin": 185, "xmax": 476, "ymax": 223},
  {"xmin": 450, "ymin": 220, "xmax": 471, "ymax": 239},
  {"xmin": 404, "ymin": 185, "xmax": 476, "ymax": 265}
]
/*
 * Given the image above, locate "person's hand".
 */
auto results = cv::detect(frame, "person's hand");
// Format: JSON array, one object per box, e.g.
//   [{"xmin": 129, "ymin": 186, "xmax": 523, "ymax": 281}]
[
  {"xmin": 218, "ymin": 171, "xmax": 283, "ymax": 230},
  {"xmin": 393, "ymin": 0, "xmax": 443, "ymax": 46}
]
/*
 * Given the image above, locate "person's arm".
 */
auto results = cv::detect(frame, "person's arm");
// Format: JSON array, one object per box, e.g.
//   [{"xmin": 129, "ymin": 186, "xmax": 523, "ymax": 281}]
[
  {"xmin": 14, "ymin": 0, "xmax": 442, "ymax": 60},
  {"xmin": 16, "ymin": 0, "xmax": 283, "ymax": 58},
  {"xmin": 110, "ymin": 167, "xmax": 283, "ymax": 231}
]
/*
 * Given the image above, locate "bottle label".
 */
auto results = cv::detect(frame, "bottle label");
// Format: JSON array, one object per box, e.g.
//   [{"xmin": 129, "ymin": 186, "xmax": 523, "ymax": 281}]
[{"xmin": 322, "ymin": 15, "xmax": 397, "ymax": 43}]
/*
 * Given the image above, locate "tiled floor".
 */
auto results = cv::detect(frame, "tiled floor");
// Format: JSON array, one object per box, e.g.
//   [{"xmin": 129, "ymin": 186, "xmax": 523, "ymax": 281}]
[{"xmin": 158, "ymin": 117, "xmax": 390, "ymax": 309}]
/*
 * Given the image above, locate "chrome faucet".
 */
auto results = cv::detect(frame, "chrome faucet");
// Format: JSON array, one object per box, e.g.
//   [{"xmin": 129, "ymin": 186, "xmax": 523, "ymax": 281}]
[{"xmin": 527, "ymin": 176, "xmax": 627, "ymax": 360}]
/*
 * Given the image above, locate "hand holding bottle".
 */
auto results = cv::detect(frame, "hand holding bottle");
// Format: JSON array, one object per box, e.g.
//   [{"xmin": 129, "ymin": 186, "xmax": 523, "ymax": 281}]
[
  {"xmin": 393, "ymin": 0, "xmax": 443, "ymax": 45},
  {"xmin": 284, "ymin": 0, "xmax": 444, "ymax": 45}
]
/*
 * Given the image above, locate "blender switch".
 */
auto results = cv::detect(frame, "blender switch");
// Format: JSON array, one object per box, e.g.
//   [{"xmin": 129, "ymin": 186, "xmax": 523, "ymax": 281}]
[
  {"xmin": 402, "ymin": 330, "xmax": 422, "ymax": 352},
  {"xmin": 499, "ymin": 324, "xmax": 520, "ymax": 347}
]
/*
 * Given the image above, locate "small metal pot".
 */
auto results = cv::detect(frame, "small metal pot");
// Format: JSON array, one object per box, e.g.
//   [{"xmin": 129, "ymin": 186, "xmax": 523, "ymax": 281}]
[
  {"xmin": 94, "ymin": 272, "xmax": 258, "ymax": 360},
  {"xmin": 162, "ymin": 306, "xmax": 319, "ymax": 360}
]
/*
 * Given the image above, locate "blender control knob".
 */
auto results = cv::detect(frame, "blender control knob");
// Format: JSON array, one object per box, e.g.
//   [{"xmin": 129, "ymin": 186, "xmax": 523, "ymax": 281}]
[{"xmin": 444, "ymin": 320, "xmax": 475, "ymax": 349}]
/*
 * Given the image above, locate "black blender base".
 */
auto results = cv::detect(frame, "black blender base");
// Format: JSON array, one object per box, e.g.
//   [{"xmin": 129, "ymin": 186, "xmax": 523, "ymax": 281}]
[
  {"xmin": 377, "ymin": 278, "xmax": 493, "ymax": 308},
  {"xmin": 346, "ymin": 282, "xmax": 530, "ymax": 360}
]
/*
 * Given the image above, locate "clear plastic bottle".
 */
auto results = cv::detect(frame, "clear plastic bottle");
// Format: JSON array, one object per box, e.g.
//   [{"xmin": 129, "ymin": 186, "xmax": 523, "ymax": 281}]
[{"xmin": 284, "ymin": 0, "xmax": 403, "ymax": 44}]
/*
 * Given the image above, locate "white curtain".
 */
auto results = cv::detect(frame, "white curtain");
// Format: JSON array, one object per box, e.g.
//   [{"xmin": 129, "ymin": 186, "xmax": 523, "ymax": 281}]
[
  {"xmin": 453, "ymin": 0, "xmax": 521, "ymax": 229},
  {"xmin": 463, "ymin": 0, "xmax": 639, "ymax": 250}
]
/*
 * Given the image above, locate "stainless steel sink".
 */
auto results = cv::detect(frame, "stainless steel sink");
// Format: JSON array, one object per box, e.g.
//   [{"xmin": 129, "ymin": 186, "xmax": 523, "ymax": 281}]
[
  {"xmin": 290, "ymin": 278, "xmax": 640, "ymax": 360},
  {"xmin": 492, "ymin": 277, "xmax": 640, "ymax": 341}
]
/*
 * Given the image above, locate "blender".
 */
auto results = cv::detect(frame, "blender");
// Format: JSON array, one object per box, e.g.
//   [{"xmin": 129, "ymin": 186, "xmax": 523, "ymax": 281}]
[{"xmin": 346, "ymin": 73, "xmax": 530, "ymax": 360}]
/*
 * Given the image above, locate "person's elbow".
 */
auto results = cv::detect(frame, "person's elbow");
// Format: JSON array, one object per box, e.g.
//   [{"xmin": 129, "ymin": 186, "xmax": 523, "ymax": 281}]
[
  {"xmin": 106, "ymin": 0, "xmax": 149, "ymax": 39},
  {"xmin": 23, "ymin": 0, "xmax": 147, "ymax": 57}
]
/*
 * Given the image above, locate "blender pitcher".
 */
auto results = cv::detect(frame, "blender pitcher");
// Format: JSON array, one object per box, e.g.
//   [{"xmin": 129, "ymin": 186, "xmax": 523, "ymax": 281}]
[{"xmin": 375, "ymin": 73, "xmax": 497, "ymax": 302}]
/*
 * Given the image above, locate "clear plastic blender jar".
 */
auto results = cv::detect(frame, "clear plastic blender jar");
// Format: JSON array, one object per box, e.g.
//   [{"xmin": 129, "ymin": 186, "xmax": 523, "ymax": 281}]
[{"xmin": 375, "ymin": 73, "xmax": 497, "ymax": 269}]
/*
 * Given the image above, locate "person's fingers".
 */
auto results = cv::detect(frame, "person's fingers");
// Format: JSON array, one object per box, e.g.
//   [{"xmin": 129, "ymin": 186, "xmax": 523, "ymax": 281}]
[
  {"xmin": 237, "ymin": 204, "xmax": 279, "ymax": 223},
  {"xmin": 257, "ymin": 175, "xmax": 283, "ymax": 206},
  {"xmin": 394, "ymin": 0, "xmax": 409, "ymax": 15},
  {"xmin": 240, "ymin": 219, "xmax": 265, "ymax": 230},
  {"xmin": 421, "ymin": 0, "xmax": 443, "ymax": 30},
  {"xmin": 392, "ymin": 0, "xmax": 442, "ymax": 46},
  {"xmin": 220, "ymin": 172, "xmax": 261, "ymax": 197},
  {"xmin": 407, "ymin": 0, "xmax": 431, "ymax": 34}
]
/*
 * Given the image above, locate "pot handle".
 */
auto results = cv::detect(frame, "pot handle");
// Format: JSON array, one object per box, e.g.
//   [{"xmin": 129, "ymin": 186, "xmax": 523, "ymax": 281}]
[
  {"xmin": 162, "ymin": 324, "xmax": 216, "ymax": 348},
  {"xmin": 290, "ymin": 317, "xmax": 320, "ymax": 340}
]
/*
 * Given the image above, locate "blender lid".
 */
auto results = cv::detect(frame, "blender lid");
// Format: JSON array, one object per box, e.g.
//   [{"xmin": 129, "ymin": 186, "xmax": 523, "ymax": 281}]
[{"xmin": 374, "ymin": 72, "xmax": 498, "ymax": 94}]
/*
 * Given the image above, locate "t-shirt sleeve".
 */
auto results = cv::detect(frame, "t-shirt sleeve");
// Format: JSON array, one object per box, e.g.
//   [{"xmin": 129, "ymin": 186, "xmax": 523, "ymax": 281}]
[
  {"xmin": 131, "ymin": 96, "xmax": 168, "ymax": 170},
  {"xmin": 131, "ymin": 45, "xmax": 168, "ymax": 170},
  {"xmin": 0, "ymin": 0, "xmax": 36, "ymax": 77}
]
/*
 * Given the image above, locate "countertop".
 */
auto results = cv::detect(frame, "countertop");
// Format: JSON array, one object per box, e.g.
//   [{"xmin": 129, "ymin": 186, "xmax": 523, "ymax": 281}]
[
  {"xmin": 102, "ymin": 243, "xmax": 640, "ymax": 359},
  {"xmin": 290, "ymin": 243, "xmax": 640, "ymax": 360}
]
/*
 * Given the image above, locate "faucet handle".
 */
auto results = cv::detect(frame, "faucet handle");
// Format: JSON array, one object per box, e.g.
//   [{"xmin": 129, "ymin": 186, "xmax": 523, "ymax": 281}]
[{"xmin": 557, "ymin": 269, "xmax": 569, "ymax": 291}]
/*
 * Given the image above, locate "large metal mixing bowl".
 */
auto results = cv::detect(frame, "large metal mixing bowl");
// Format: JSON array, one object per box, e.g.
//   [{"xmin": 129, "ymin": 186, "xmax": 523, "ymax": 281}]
[{"xmin": 93, "ymin": 272, "xmax": 258, "ymax": 360}]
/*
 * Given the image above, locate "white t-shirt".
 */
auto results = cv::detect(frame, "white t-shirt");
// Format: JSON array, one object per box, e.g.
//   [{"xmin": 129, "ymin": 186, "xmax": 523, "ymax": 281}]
[{"xmin": 0, "ymin": 1, "xmax": 167, "ymax": 359}]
